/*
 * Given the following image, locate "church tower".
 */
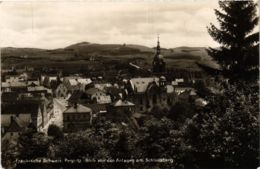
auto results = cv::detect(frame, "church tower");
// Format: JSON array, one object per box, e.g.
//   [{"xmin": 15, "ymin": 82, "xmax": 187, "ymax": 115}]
[{"xmin": 152, "ymin": 35, "xmax": 165, "ymax": 73}]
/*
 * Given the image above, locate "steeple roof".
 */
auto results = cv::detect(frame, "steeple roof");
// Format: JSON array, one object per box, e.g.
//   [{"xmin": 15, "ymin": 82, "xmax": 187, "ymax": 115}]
[{"xmin": 156, "ymin": 34, "xmax": 160, "ymax": 55}]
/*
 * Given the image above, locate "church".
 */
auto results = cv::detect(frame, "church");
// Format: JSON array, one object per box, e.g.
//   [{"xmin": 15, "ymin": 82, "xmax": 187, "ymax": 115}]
[{"xmin": 152, "ymin": 36, "xmax": 166, "ymax": 73}]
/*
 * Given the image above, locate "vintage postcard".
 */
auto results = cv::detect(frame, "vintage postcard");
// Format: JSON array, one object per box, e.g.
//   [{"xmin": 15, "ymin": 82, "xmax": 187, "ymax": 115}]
[{"xmin": 1, "ymin": 0, "xmax": 259, "ymax": 168}]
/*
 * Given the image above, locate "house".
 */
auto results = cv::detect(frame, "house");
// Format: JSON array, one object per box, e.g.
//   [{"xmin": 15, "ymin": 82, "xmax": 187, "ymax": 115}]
[
  {"xmin": 85, "ymin": 87, "xmax": 111, "ymax": 104},
  {"xmin": 55, "ymin": 83, "xmax": 69, "ymax": 98},
  {"xmin": 94, "ymin": 83, "xmax": 112, "ymax": 91},
  {"xmin": 67, "ymin": 90, "xmax": 89, "ymax": 106},
  {"xmin": 2, "ymin": 116, "xmax": 23, "ymax": 142},
  {"xmin": 105, "ymin": 86, "xmax": 126, "ymax": 102},
  {"xmin": 84, "ymin": 104, "xmax": 108, "ymax": 117},
  {"xmin": 107, "ymin": 99, "xmax": 135, "ymax": 123},
  {"xmin": 166, "ymin": 85, "xmax": 178, "ymax": 106},
  {"xmin": 27, "ymin": 86, "xmax": 48, "ymax": 93},
  {"xmin": 27, "ymin": 80, "xmax": 40, "ymax": 87},
  {"xmin": 42, "ymin": 76, "xmax": 58, "ymax": 88},
  {"xmin": 111, "ymin": 99, "xmax": 135, "ymax": 113},
  {"xmin": 63, "ymin": 103, "xmax": 93, "ymax": 132},
  {"xmin": 1, "ymin": 100, "xmax": 48, "ymax": 133},
  {"xmin": 56, "ymin": 77, "xmax": 92, "ymax": 98},
  {"xmin": 76, "ymin": 78, "xmax": 93, "ymax": 91},
  {"xmin": 126, "ymin": 76, "xmax": 169, "ymax": 113},
  {"xmin": 5, "ymin": 75, "xmax": 23, "ymax": 83},
  {"xmin": 1, "ymin": 81, "xmax": 27, "ymax": 93}
]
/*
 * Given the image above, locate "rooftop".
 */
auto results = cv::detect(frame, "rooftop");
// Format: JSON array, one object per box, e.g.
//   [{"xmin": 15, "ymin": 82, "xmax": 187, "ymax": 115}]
[
  {"xmin": 86, "ymin": 87, "xmax": 103, "ymax": 95},
  {"xmin": 64, "ymin": 104, "xmax": 92, "ymax": 113},
  {"xmin": 130, "ymin": 77, "xmax": 159, "ymax": 93},
  {"xmin": 113, "ymin": 99, "xmax": 135, "ymax": 107}
]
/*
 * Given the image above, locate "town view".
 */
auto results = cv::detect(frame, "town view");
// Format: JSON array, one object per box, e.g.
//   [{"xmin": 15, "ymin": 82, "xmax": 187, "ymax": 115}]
[{"xmin": 1, "ymin": 1, "xmax": 259, "ymax": 169}]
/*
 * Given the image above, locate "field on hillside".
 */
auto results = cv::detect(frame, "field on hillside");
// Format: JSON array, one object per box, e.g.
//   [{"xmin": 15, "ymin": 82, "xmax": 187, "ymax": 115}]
[{"xmin": 2, "ymin": 42, "xmax": 217, "ymax": 71}]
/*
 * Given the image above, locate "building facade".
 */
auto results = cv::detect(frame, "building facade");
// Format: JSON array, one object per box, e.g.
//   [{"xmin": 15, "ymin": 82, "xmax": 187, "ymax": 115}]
[{"xmin": 63, "ymin": 104, "xmax": 92, "ymax": 132}]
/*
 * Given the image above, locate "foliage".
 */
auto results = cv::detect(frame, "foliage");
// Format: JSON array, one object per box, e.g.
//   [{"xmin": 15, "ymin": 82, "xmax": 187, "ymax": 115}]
[
  {"xmin": 168, "ymin": 101, "xmax": 194, "ymax": 126},
  {"xmin": 18, "ymin": 128, "xmax": 50, "ymax": 159},
  {"xmin": 54, "ymin": 130, "xmax": 103, "ymax": 159},
  {"xmin": 194, "ymin": 80, "xmax": 211, "ymax": 97},
  {"xmin": 183, "ymin": 81, "xmax": 259, "ymax": 168},
  {"xmin": 47, "ymin": 124, "xmax": 64, "ymax": 140},
  {"xmin": 2, "ymin": 139, "xmax": 21, "ymax": 168},
  {"xmin": 207, "ymin": 1, "xmax": 259, "ymax": 78}
]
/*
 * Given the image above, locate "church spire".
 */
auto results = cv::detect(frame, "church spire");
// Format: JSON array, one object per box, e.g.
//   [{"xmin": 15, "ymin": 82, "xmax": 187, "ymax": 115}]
[
  {"xmin": 156, "ymin": 34, "xmax": 160, "ymax": 55},
  {"xmin": 152, "ymin": 34, "xmax": 166, "ymax": 73}
]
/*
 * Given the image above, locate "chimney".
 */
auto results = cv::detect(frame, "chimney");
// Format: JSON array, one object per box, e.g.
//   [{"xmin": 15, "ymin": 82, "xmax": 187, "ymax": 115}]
[{"xmin": 73, "ymin": 102, "xmax": 78, "ymax": 109}]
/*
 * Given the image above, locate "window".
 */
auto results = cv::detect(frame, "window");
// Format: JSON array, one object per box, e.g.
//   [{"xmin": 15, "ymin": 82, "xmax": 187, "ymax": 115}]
[{"xmin": 139, "ymin": 98, "xmax": 143, "ymax": 104}]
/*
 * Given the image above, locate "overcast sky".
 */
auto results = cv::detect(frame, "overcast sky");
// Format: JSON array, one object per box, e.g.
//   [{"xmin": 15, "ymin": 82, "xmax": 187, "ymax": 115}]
[{"xmin": 0, "ymin": 0, "xmax": 234, "ymax": 49}]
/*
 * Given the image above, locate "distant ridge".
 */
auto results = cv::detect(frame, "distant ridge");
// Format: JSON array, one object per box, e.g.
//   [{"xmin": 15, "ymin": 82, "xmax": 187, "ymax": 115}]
[{"xmin": 1, "ymin": 41, "xmax": 218, "ymax": 71}]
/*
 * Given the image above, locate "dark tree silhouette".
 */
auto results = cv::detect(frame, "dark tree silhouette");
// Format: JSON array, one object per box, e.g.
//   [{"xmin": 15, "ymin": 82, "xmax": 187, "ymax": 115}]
[
  {"xmin": 207, "ymin": 1, "xmax": 259, "ymax": 79},
  {"xmin": 47, "ymin": 124, "xmax": 63, "ymax": 139}
]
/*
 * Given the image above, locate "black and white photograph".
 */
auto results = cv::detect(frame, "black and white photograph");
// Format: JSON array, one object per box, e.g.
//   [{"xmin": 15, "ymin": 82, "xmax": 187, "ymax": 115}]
[{"xmin": 0, "ymin": 0, "xmax": 259, "ymax": 168}]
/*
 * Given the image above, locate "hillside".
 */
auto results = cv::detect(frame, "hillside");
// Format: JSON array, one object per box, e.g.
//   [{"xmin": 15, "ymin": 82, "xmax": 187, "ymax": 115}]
[{"xmin": 1, "ymin": 42, "xmax": 218, "ymax": 71}]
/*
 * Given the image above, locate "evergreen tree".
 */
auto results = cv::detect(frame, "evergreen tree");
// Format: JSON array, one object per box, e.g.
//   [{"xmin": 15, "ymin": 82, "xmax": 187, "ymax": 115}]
[{"xmin": 207, "ymin": 1, "xmax": 259, "ymax": 78}]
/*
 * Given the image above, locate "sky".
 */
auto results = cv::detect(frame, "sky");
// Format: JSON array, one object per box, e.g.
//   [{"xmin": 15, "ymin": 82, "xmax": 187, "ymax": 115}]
[{"xmin": 0, "ymin": 0, "xmax": 239, "ymax": 49}]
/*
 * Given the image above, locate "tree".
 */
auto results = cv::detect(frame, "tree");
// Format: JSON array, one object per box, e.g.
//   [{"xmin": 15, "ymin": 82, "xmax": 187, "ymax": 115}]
[
  {"xmin": 112, "ymin": 130, "xmax": 136, "ymax": 159},
  {"xmin": 207, "ymin": 1, "xmax": 259, "ymax": 78},
  {"xmin": 18, "ymin": 129, "xmax": 50, "ymax": 159},
  {"xmin": 183, "ymin": 82, "xmax": 259, "ymax": 168},
  {"xmin": 47, "ymin": 124, "xmax": 63, "ymax": 140},
  {"xmin": 2, "ymin": 139, "xmax": 21, "ymax": 168},
  {"xmin": 168, "ymin": 101, "xmax": 194, "ymax": 127}
]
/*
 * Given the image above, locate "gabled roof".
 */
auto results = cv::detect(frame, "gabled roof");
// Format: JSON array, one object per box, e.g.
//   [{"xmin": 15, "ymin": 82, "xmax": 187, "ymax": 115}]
[
  {"xmin": 27, "ymin": 86, "xmax": 46, "ymax": 91},
  {"xmin": 65, "ymin": 77, "xmax": 92, "ymax": 86},
  {"xmin": 130, "ymin": 77, "xmax": 159, "ymax": 93},
  {"xmin": 49, "ymin": 76, "xmax": 57, "ymax": 81},
  {"xmin": 86, "ymin": 88, "xmax": 103, "ymax": 95},
  {"xmin": 96, "ymin": 95, "xmax": 112, "ymax": 104},
  {"xmin": 5, "ymin": 117, "xmax": 23, "ymax": 133},
  {"xmin": 77, "ymin": 78, "xmax": 92, "ymax": 85},
  {"xmin": 94, "ymin": 83, "xmax": 112, "ymax": 91},
  {"xmin": 68, "ymin": 90, "xmax": 88, "ymax": 102},
  {"xmin": 84, "ymin": 104, "xmax": 107, "ymax": 113},
  {"xmin": 27, "ymin": 81, "xmax": 40, "ymax": 86},
  {"xmin": 112, "ymin": 99, "xmax": 135, "ymax": 107},
  {"xmin": 2, "ymin": 81, "xmax": 27, "ymax": 88},
  {"xmin": 68, "ymin": 79, "xmax": 78, "ymax": 86},
  {"xmin": 64, "ymin": 104, "xmax": 92, "ymax": 113}
]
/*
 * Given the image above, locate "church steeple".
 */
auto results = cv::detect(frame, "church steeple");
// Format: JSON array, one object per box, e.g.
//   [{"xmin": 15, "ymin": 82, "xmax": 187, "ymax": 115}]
[
  {"xmin": 156, "ymin": 34, "xmax": 160, "ymax": 55},
  {"xmin": 153, "ymin": 34, "xmax": 166, "ymax": 73}
]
